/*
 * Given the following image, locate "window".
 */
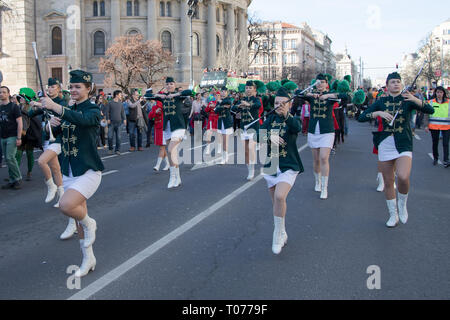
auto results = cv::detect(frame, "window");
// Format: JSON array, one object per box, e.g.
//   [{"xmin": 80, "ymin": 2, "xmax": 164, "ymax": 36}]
[
  {"xmin": 127, "ymin": 1, "xmax": 132, "ymax": 16},
  {"xmin": 94, "ymin": 30, "xmax": 106, "ymax": 55},
  {"xmin": 52, "ymin": 68, "xmax": 63, "ymax": 82},
  {"xmin": 291, "ymin": 53, "xmax": 297, "ymax": 64},
  {"xmin": 100, "ymin": 1, "xmax": 105, "ymax": 16},
  {"xmin": 193, "ymin": 33, "xmax": 200, "ymax": 56},
  {"xmin": 128, "ymin": 29, "xmax": 139, "ymax": 36},
  {"xmin": 291, "ymin": 39, "xmax": 297, "ymax": 49},
  {"xmin": 194, "ymin": 6, "xmax": 199, "ymax": 19},
  {"xmin": 272, "ymin": 69, "xmax": 277, "ymax": 80},
  {"xmin": 262, "ymin": 41, "xmax": 268, "ymax": 49},
  {"xmin": 166, "ymin": 2, "xmax": 172, "ymax": 17},
  {"xmin": 51, "ymin": 26, "xmax": 63, "ymax": 55},
  {"xmin": 160, "ymin": 1, "xmax": 165, "ymax": 16},
  {"xmin": 271, "ymin": 39, "xmax": 277, "ymax": 49},
  {"xmin": 216, "ymin": 35, "xmax": 220, "ymax": 56},
  {"xmin": 134, "ymin": 0, "xmax": 139, "ymax": 16},
  {"xmin": 283, "ymin": 40, "xmax": 288, "ymax": 50},
  {"xmin": 216, "ymin": 7, "xmax": 220, "ymax": 22},
  {"xmin": 255, "ymin": 54, "xmax": 259, "ymax": 64},
  {"xmin": 161, "ymin": 31, "xmax": 172, "ymax": 53},
  {"xmin": 272, "ymin": 53, "xmax": 277, "ymax": 64},
  {"xmin": 283, "ymin": 54, "xmax": 287, "ymax": 64},
  {"xmin": 263, "ymin": 68, "xmax": 268, "ymax": 80},
  {"xmin": 253, "ymin": 42, "xmax": 258, "ymax": 50},
  {"xmin": 93, "ymin": 1, "xmax": 98, "ymax": 16},
  {"xmin": 263, "ymin": 54, "xmax": 268, "ymax": 65}
]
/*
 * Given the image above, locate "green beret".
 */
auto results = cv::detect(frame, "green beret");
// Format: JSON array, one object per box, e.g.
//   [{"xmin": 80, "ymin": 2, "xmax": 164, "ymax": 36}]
[
  {"xmin": 166, "ymin": 77, "xmax": 175, "ymax": 83},
  {"xmin": 386, "ymin": 72, "xmax": 401, "ymax": 84},
  {"xmin": 48, "ymin": 78, "xmax": 61, "ymax": 86},
  {"xmin": 245, "ymin": 80, "xmax": 256, "ymax": 87},
  {"xmin": 254, "ymin": 80, "xmax": 267, "ymax": 94},
  {"xmin": 352, "ymin": 89, "xmax": 366, "ymax": 105},
  {"xmin": 70, "ymin": 70, "xmax": 93, "ymax": 83},
  {"xmin": 344, "ymin": 75, "xmax": 352, "ymax": 83},
  {"xmin": 316, "ymin": 73, "xmax": 327, "ymax": 82},
  {"xmin": 18, "ymin": 87, "xmax": 37, "ymax": 103},
  {"xmin": 275, "ymin": 87, "xmax": 291, "ymax": 99},
  {"xmin": 280, "ymin": 79, "xmax": 290, "ymax": 86}
]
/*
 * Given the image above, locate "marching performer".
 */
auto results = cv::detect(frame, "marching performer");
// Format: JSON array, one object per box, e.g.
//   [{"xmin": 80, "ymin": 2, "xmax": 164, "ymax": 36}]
[
  {"xmin": 231, "ymin": 81, "xmax": 262, "ymax": 180},
  {"xmin": 260, "ymin": 87, "xmax": 304, "ymax": 255},
  {"xmin": 358, "ymin": 72, "xmax": 434, "ymax": 227},
  {"xmin": 30, "ymin": 78, "xmax": 77, "ymax": 239},
  {"xmin": 204, "ymin": 91, "xmax": 219, "ymax": 156},
  {"xmin": 154, "ymin": 77, "xmax": 192, "ymax": 189},
  {"xmin": 145, "ymin": 89, "xmax": 170, "ymax": 171},
  {"xmin": 303, "ymin": 74, "xmax": 349, "ymax": 199},
  {"xmin": 39, "ymin": 70, "xmax": 104, "ymax": 277},
  {"xmin": 214, "ymin": 87, "xmax": 234, "ymax": 165}
]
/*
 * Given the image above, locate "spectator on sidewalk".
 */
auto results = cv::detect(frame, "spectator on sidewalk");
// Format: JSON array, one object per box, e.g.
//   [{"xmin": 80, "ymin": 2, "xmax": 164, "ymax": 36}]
[
  {"xmin": 128, "ymin": 90, "xmax": 145, "ymax": 152},
  {"xmin": 0, "ymin": 86, "xmax": 23, "ymax": 190},
  {"xmin": 105, "ymin": 90, "xmax": 126, "ymax": 155}
]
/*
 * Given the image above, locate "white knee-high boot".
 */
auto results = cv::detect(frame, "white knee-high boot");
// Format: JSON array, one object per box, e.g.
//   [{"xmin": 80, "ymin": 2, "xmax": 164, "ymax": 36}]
[
  {"xmin": 386, "ymin": 199, "xmax": 399, "ymax": 228},
  {"xmin": 314, "ymin": 172, "xmax": 322, "ymax": 192},
  {"xmin": 162, "ymin": 157, "xmax": 170, "ymax": 171},
  {"xmin": 246, "ymin": 164, "xmax": 255, "ymax": 180},
  {"xmin": 45, "ymin": 178, "xmax": 57, "ymax": 203},
  {"xmin": 60, "ymin": 217, "xmax": 77, "ymax": 240},
  {"xmin": 320, "ymin": 176, "xmax": 329, "ymax": 199},
  {"xmin": 376, "ymin": 173, "xmax": 384, "ymax": 192},
  {"xmin": 272, "ymin": 216, "xmax": 288, "ymax": 255},
  {"xmin": 75, "ymin": 240, "xmax": 96, "ymax": 278},
  {"xmin": 397, "ymin": 192, "xmax": 409, "ymax": 224},
  {"xmin": 168, "ymin": 167, "xmax": 177, "ymax": 189},
  {"xmin": 153, "ymin": 157, "xmax": 163, "ymax": 171},
  {"xmin": 53, "ymin": 186, "xmax": 65, "ymax": 208}
]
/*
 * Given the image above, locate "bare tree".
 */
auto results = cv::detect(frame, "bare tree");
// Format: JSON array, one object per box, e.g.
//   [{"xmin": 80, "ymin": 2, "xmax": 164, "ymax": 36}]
[
  {"xmin": 217, "ymin": 35, "xmax": 248, "ymax": 75},
  {"xmin": 99, "ymin": 34, "xmax": 174, "ymax": 95},
  {"xmin": 247, "ymin": 13, "xmax": 267, "ymax": 65},
  {"xmin": 418, "ymin": 33, "xmax": 444, "ymax": 87}
]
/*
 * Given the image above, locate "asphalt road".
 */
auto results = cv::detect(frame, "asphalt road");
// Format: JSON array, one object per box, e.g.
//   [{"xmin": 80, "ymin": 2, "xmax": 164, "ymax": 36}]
[{"xmin": 0, "ymin": 119, "xmax": 449, "ymax": 300}]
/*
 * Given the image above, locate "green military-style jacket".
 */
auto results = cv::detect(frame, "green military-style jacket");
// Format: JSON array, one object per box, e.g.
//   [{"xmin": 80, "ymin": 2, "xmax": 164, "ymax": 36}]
[
  {"xmin": 55, "ymin": 99, "xmax": 105, "ymax": 177},
  {"xmin": 214, "ymin": 97, "xmax": 234, "ymax": 130},
  {"xmin": 260, "ymin": 113, "xmax": 304, "ymax": 175},
  {"xmin": 304, "ymin": 91, "xmax": 349, "ymax": 134},
  {"xmin": 162, "ymin": 91, "xmax": 192, "ymax": 131},
  {"xmin": 28, "ymin": 96, "xmax": 68, "ymax": 143},
  {"xmin": 231, "ymin": 96, "xmax": 261, "ymax": 131},
  {"xmin": 358, "ymin": 94, "xmax": 434, "ymax": 153}
]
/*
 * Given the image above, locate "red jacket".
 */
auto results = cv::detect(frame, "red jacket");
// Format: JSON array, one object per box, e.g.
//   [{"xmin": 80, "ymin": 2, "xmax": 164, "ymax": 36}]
[
  {"xmin": 148, "ymin": 101, "xmax": 164, "ymax": 146},
  {"xmin": 205, "ymin": 101, "xmax": 219, "ymax": 130}
]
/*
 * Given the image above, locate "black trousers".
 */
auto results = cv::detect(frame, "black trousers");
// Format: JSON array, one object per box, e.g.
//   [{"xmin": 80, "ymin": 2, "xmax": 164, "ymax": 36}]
[{"xmin": 430, "ymin": 129, "xmax": 450, "ymax": 162}]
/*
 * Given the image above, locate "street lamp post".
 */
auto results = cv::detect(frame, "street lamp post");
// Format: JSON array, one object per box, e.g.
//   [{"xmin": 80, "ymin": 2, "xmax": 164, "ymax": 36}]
[{"xmin": 187, "ymin": 0, "xmax": 199, "ymax": 89}]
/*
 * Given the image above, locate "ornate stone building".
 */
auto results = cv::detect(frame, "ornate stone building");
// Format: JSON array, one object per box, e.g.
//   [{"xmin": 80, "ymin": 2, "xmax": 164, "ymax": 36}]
[{"xmin": 0, "ymin": 0, "xmax": 251, "ymax": 93}]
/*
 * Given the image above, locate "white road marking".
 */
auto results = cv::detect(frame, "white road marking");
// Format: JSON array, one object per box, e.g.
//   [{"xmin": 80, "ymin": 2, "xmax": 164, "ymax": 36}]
[
  {"xmin": 414, "ymin": 134, "xmax": 421, "ymax": 140},
  {"xmin": 67, "ymin": 142, "xmax": 309, "ymax": 300},
  {"xmin": 191, "ymin": 153, "xmax": 235, "ymax": 171},
  {"xmin": 101, "ymin": 152, "xmax": 131, "ymax": 161},
  {"xmin": 102, "ymin": 170, "xmax": 119, "ymax": 176}
]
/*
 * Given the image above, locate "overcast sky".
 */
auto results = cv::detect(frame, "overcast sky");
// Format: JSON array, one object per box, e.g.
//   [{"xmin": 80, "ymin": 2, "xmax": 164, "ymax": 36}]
[{"xmin": 248, "ymin": 0, "xmax": 449, "ymax": 82}]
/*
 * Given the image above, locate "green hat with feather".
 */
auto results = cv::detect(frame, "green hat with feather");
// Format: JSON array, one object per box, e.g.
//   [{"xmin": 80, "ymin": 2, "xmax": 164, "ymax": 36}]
[
  {"xmin": 282, "ymin": 81, "xmax": 298, "ymax": 93},
  {"xmin": 337, "ymin": 79, "xmax": 351, "ymax": 94},
  {"xmin": 331, "ymin": 80, "xmax": 340, "ymax": 92},
  {"xmin": 352, "ymin": 89, "xmax": 366, "ymax": 105},
  {"xmin": 266, "ymin": 81, "xmax": 282, "ymax": 92},
  {"xmin": 238, "ymin": 83, "xmax": 246, "ymax": 93},
  {"xmin": 344, "ymin": 75, "xmax": 352, "ymax": 84},
  {"xmin": 254, "ymin": 80, "xmax": 267, "ymax": 94},
  {"xmin": 324, "ymin": 74, "xmax": 333, "ymax": 83}
]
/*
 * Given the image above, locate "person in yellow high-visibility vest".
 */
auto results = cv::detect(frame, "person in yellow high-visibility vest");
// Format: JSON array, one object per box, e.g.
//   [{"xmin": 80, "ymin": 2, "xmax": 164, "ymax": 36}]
[{"xmin": 425, "ymin": 86, "xmax": 450, "ymax": 168}]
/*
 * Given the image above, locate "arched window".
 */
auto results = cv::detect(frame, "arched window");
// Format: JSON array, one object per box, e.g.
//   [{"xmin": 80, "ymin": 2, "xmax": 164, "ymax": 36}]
[
  {"xmin": 100, "ymin": 1, "xmax": 105, "ymax": 16},
  {"xmin": 127, "ymin": 1, "xmax": 132, "ymax": 16},
  {"xmin": 93, "ymin": 1, "xmax": 98, "ymax": 16},
  {"xmin": 166, "ymin": 2, "xmax": 172, "ymax": 17},
  {"xmin": 216, "ymin": 35, "xmax": 220, "ymax": 56},
  {"xmin": 160, "ymin": 1, "xmax": 165, "ymax": 16},
  {"xmin": 94, "ymin": 31, "xmax": 106, "ymax": 55},
  {"xmin": 161, "ymin": 31, "xmax": 172, "ymax": 53},
  {"xmin": 51, "ymin": 26, "xmax": 62, "ymax": 55},
  {"xmin": 134, "ymin": 0, "xmax": 139, "ymax": 16},
  {"xmin": 193, "ymin": 33, "xmax": 200, "ymax": 56},
  {"xmin": 128, "ymin": 29, "xmax": 139, "ymax": 36}
]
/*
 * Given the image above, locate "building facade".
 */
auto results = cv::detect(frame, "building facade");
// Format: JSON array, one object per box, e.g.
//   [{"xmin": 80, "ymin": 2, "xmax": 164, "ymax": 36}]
[
  {"xmin": 248, "ymin": 21, "xmax": 335, "ymax": 87},
  {"xmin": 432, "ymin": 18, "xmax": 450, "ymax": 87},
  {"xmin": 335, "ymin": 49, "xmax": 360, "ymax": 90},
  {"xmin": 0, "ymin": 0, "xmax": 251, "ymax": 93}
]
